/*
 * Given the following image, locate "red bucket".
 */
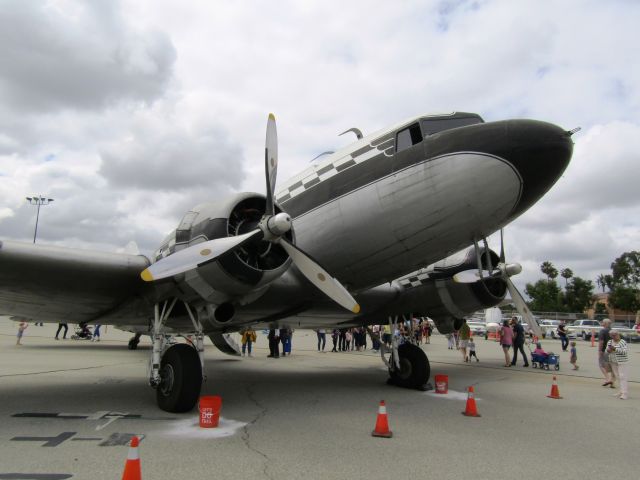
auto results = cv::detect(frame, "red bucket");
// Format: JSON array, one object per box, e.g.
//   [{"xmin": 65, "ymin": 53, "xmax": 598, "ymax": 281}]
[
  {"xmin": 434, "ymin": 374, "xmax": 448, "ymax": 394},
  {"xmin": 199, "ymin": 395, "xmax": 222, "ymax": 428}
]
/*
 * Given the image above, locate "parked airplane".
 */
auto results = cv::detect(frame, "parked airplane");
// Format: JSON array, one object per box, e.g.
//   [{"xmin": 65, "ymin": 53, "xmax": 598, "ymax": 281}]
[{"xmin": 0, "ymin": 111, "xmax": 574, "ymax": 412}]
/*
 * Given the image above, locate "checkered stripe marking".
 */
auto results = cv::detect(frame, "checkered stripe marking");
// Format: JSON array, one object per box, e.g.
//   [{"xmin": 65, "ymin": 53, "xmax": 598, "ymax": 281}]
[
  {"xmin": 398, "ymin": 271, "xmax": 431, "ymax": 289},
  {"xmin": 277, "ymin": 155, "xmax": 356, "ymax": 203},
  {"xmin": 276, "ymin": 133, "xmax": 395, "ymax": 204}
]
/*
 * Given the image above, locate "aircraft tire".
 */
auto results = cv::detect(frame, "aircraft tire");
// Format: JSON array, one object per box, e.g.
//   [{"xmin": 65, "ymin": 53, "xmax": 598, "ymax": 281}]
[
  {"xmin": 156, "ymin": 344, "xmax": 202, "ymax": 413},
  {"xmin": 389, "ymin": 343, "xmax": 430, "ymax": 390},
  {"xmin": 128, "ymin": 337, "xmax": 139, "ymax": 350}
]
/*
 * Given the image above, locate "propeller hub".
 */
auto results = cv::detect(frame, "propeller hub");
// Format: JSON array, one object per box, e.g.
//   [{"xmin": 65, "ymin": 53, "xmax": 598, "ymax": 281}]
[
  {"xmin": 264, "ymin": 212, "xmax": 292, "ymax": 239},
  {"xmin": 504, "ymin": 263, "xmax": 522, "ymax": 277}
]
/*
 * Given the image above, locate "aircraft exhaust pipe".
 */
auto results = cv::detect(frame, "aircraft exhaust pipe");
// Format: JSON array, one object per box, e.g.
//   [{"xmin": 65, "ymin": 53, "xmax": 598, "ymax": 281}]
[{"xmin": 214, "ymin": 302, "xmax": 235, "ymax": 323}]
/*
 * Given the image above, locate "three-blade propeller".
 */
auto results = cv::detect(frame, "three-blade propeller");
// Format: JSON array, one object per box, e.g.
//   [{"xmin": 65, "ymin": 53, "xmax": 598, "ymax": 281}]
[
  {"xmin": 453, "ymin": 230, "xmax": 542, "ymax": 337},
  {"xmin": 141, "ymin": 114, "xmax": 360, "ymax": 314}
]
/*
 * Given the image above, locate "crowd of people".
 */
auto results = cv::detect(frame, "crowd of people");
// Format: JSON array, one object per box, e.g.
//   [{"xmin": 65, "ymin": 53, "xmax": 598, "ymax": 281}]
[{"xmin": 12, "ymin": 315, "xmax": 635, "ymax": 401}]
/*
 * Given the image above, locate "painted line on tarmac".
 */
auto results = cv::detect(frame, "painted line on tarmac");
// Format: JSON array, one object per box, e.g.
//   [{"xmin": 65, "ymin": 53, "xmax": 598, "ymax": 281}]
[
  {"xmin": 0, "ymin": 474, "xmax": 73, "ymax": 479},
  {"xmin": 427, "ymin": 360, "xmax": 640, "ymax": 383},
  {"xmin": 10, "ymin": 432, "xmax": 145, "ymax": 447}
]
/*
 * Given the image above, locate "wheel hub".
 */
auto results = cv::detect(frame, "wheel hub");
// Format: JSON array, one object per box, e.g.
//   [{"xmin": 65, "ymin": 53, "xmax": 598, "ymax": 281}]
[
  {"xmin": 397, "ymin": 357, "xmax": 413, "ymax": 380},
  {"xmin": 159, "ymin": 364, "xmax": 175, "ymax": 397}
]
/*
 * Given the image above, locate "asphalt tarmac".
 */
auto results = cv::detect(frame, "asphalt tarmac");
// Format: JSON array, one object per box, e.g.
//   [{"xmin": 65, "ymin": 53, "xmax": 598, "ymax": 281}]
[{"xmin": 1, "ymin": 318, "xmax": 638, "ymax": 480}]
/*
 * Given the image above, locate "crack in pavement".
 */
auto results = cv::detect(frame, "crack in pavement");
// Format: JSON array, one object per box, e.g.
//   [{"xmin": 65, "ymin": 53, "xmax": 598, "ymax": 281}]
[
  {"xmin": 243, "ymin": 383, "xmax": 274, "ymax": 480},
  {"xmin": 0, "ymin": 362, "xmax": 141, "ymax": 378}
]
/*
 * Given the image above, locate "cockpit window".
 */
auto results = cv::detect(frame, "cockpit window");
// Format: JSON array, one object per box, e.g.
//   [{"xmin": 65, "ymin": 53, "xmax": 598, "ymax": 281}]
[
  {"xmin": 420, "ymin": 115, "xmax": 483, "ymax": 136},
  {"xmin": 396, "ymin": 123, "xmax": 423, "ymax": 153}
]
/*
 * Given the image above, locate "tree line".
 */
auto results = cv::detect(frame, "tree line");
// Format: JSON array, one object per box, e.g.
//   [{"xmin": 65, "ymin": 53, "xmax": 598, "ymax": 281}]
[{"xmin": 524, "ymin": 251, "xmax": 640, "ymax": 314}]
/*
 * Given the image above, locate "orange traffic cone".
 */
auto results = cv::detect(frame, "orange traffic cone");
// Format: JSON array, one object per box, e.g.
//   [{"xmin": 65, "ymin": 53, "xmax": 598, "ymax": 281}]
[
  {"xmin": 547, "ymin": 375, "xmax": 563, "ymax": 399},
  {"xmin": 590, "ymin": 330, "xmax": 596, "ymax": 347},
  {"xmin": 371, "ymin": 400, "xmax": 393, "ymax": 438},
  {"xmin": 121, "ymin": 436, "xmax": 141, "ymax": 480},
  {"xmin": 462, "ymin": 386, "xmax": 481, "ymax": 417}
]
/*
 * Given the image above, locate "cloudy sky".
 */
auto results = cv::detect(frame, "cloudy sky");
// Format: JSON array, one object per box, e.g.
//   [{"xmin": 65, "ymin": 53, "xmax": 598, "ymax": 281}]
[{"xmin": 0, "ymin": 0, "xmax": 638, "ymax": 297}]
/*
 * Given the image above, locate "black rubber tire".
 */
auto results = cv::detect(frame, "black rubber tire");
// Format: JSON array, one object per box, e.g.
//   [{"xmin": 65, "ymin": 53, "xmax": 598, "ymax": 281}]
[
  {"xmin": 389, "ymin": 343, "xmax": 430, "ymax": 389},
  {"xmin": 156, "ymin": 344, "xmax": 202, "ymax": 413},
  {"xmin": 128, "ymin": 337, "xmax": 139, "ymax": 350}
]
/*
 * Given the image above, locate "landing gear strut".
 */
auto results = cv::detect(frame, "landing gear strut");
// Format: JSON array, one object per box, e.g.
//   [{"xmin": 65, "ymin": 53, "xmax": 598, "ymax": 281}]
[{"xmin": 148, "ymin": 299, "xmax": 204, "ymax": 413}]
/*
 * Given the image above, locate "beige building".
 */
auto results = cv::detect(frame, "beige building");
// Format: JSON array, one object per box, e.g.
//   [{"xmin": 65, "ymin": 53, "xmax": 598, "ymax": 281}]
[{"xmin": 588, "ymin": 292, "xmax": 639, "ymax": 323}]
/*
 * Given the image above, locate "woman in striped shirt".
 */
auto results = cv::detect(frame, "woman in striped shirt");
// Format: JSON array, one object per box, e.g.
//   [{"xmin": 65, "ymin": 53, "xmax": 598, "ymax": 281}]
[{"xmin": 606, "ymin": 331, "xmax": 629, "ymax": 400}]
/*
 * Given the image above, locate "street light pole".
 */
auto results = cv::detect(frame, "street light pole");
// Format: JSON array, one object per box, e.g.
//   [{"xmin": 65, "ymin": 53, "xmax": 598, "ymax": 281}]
[{"xmin": 25, "ymin": 195, "xmax": 54, "ymax": 244}]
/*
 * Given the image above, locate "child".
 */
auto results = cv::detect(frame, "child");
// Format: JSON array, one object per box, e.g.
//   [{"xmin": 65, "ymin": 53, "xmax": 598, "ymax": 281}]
[
  {"xmin": 570, "ymin": 341, "xmax": 579, "ymax": 370},
  {"xmin": 468, "ymin": 338, "xmax": 479, "ymax": 362},
  {"xmin": 16, "ymin": 321, "xmax": 28, "ymax": 345},
  {"xmin": 447, "ymin": 333, "xmax": 455, "ymax": 349},
  {"xmin": 533, "ymin": 342, "xmax": 548, "ymax": 358}
]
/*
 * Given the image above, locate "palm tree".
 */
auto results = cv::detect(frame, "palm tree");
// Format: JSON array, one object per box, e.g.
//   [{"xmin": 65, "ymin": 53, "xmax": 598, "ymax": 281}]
[
  {"xmin": 560, "ymin": 268, "xmax": 573, "ymax": 287},
  {"xmin": 596, "ymin": 273, "xmax": 615, "ymax": 293},
  {"xmin": 540, "ymin": 261, "xmax": 558, "ymax": 282}
]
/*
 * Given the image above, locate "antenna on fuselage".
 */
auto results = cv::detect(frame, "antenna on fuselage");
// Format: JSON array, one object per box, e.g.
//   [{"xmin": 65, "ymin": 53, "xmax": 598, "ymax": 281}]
[
  {"xmin": 339, "ymin": 127, "xmax": 363, "ymax": 140},
  {"xmin": 310, "ymin": 151, "xmax": 335, "ymax": 162}
]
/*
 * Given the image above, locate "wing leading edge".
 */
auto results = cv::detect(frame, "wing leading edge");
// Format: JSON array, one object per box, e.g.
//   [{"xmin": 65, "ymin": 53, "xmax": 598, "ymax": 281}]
[{"xmin": 0, "ymin": 240, "xmax": 150, "ymax": 324}]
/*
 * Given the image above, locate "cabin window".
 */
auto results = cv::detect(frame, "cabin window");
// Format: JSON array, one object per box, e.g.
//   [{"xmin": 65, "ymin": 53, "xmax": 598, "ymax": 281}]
[
  {"xmin": 420, "ymin": 116, "xmax": 483, "ymax": 136},
  {"xmin": 176, "ymin": 211, "xmax": 198, "ymax": 244},
  {"xmin": 396, "ymin": 123, "xmax": 423, "ymax": 153}
]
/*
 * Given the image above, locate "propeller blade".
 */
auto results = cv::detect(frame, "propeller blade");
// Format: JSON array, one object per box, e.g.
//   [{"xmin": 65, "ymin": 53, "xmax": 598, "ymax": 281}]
[
  {"xmin": 264, "ymin": 113, "xmax": 278, "ymax": 216},
  {"xmin": 279, "ymin": 238, "xmax": 360, "ymax": 314},
  {"xmin": 499, "ymin": 228, "xmax": 505, "ymax": 264},
  {"xmin": 453, "ymin": 269, "xmax": 494, "ymax": 283},
  {"xmin": 141, "ymin": 230, "xmax": 262, "ymax": 282},
  {"xmin": 506, "ymin": 278, "xmax": 543, "ymax": 338}
]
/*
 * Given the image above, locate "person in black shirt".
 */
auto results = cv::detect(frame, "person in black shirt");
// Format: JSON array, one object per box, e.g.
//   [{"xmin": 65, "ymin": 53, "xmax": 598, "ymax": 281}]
[
  {"xmin": 557, "ymin": 321, "xmax": 569, "ymax": 351},
  {"xmin": 267, "ymin": 329, "xmax": 280, "ymax": 358},
  {"xmin": 510, "ymin": 318, "xmax": 529, "ymax": 367},
  {"xmin": 598, "ymin": 319, "xmax": 615, "ymax": 387}
]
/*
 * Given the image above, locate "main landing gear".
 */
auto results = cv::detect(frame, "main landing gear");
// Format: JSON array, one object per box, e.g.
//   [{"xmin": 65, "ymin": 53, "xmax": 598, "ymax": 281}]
[
  {"xmin": 148, "ymin": 299, "xmax": 205, "ymax": 413},
  {"xmin": 369, "ymin": 317, "xmax": 431, "ymax": 391}
]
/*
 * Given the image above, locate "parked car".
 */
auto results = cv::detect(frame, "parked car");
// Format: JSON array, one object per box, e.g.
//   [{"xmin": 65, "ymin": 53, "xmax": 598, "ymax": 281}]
[
  {"xmin": 568, "ymin": 319, "xmax": 602, "ymax": 340},
  {"xmin": 612, "ymin": 325, "xmax": 640, "ymax": 342},
  {"xmin": 540, "ymin": 319, "xmax": 560, "ymax": 339},
  {"xmin": 466, "ymin": 320, "xmax": 487, "ymax": 337}
]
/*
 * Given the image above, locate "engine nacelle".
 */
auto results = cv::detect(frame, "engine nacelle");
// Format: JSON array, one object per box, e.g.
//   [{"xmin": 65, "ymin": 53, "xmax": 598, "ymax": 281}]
[
  {"xmin": 152, "ymin": 192, "xmax": 293, "ymax": 308},
  {"xmin": 379, "ymin": 246, "xmax": 507, "ymax": 334}
]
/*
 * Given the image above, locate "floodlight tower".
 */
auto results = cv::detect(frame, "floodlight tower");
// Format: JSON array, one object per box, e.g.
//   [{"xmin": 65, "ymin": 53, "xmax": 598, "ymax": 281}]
[{"xmin": 25, "ymin": 195, "xmax": 54, "ymax": 243}]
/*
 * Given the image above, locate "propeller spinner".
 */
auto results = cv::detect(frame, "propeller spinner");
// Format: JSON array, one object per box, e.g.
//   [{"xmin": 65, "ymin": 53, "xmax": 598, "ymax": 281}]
[{"xmin": 141, "ymin": 115, "xmax": 360, "ymax": 314}]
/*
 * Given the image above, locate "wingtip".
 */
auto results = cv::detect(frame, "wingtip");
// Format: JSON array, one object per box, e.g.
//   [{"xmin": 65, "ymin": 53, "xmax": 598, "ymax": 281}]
[{"xmin": 140, "ymin": 269, "xmax": 154, "ymax": 282}]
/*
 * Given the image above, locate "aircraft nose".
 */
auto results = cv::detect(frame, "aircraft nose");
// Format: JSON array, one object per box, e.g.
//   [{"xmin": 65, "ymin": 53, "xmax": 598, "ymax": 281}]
[{"xmin": 505, "ymin": 119, "xmax": 574, "ymax": 217}]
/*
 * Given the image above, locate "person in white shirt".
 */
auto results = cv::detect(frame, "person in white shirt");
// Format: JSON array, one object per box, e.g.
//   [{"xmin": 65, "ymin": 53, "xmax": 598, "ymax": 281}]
[{"xmin": 606, "ymin": 331, "xmax": 630, "ymax": 399}]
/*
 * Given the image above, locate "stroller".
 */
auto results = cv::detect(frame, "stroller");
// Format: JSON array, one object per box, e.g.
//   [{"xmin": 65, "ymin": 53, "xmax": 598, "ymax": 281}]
[
  {"xmin": 527, "ymin": 338, "xmax": 560, "ymax": 370},
  {"xmin": 531, "ymin": 352, "xmax": 560, "ymax": 370},
  {"xmin": 71, "ymin": 322, "xmax": 93, "ymax": 340}
]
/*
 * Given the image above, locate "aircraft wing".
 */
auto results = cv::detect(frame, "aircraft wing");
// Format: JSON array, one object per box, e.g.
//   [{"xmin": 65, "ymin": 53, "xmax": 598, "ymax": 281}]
[{"xmin": 0, "ymin": 240, "xmax": 150, "ymax": 324}]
